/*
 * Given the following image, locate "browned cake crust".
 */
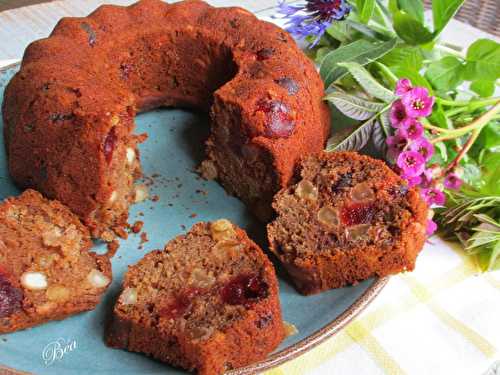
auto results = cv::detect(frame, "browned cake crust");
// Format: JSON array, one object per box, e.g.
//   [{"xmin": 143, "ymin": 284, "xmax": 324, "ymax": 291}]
[
  {"xmin": 0, "ymin": 189, "xmax": 112, "ymax": 333},
  {"xmin": 268, "ymin": 152, "xmax": 428, "ymax": 295},
  {"xmin": 106, "ymin": 220, "xmax": 284, "ymax": 375},
  {"xmin": 2, "ymin": 0, "xmax": 330, "ymax": 240}
]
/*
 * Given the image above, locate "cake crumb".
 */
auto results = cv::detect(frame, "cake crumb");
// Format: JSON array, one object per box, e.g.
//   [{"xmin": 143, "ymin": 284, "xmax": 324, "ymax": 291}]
[
  {"xmin": 131, "ymin": 221, "xmax": 144, "ymax": 234},
  {"xmin": 151, "ymin": 195, "xmax": 160, "ymax": 202},
  {"xmin": 189, "ymin": 213, "xmax": 197, "ymax": 219},
  {"xmin": 107, "ymin": 240, "xmax": 120, "ymax": 258},
  {"xmin": 283, "ymin": 321, "xmax": 298, "ymax": 337},
  {"xmin": 113, "ymin": 226, "xmax": 129, "ymax": 240}
]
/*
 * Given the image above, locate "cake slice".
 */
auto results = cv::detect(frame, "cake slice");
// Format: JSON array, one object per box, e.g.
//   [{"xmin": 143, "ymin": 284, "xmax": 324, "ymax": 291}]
[
  {"xmin": 106, "ymin": 220, "xmax": 284, "ymax": 375},
  {"xmin": 268, "ymin": 152, "xmax": 428, "ymax": 295},
  {"xmin": 0, "ymin": 189, "xmax": 112, "ymax": 333}
]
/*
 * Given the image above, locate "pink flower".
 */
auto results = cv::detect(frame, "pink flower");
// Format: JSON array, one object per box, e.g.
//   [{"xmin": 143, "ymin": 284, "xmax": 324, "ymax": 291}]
[
  {"xmin": 401, "ymin": 87, "xmax": 435, "ymax": 118},
  {"xmin": 403, "ymin": 174, "xmax": 422, "ymax": 187},
  {"xmin": 409, "ymin": 137, "xmax": 434, "ymax": 161},
  {"xmin": 397, "ymin": 151, "xmax": 425, "ymax": 178},
  {"xmin": 389, "ymin": 100, "xmax": 410, "ymax": 128},
  {"xmin": 426, "ymin": 219, "xmax": 437, "ymax": 235},
  {"xmin": 443, "ymin": 173, "xmax": 463, "ymax": 190},
  {"xmin": 386, "ymin": 130, "xmax": 410, "ymax": 161},
  {"xmin": 422, "ymin": 188, "xmax": 446, "ymax": 206},
  {"xmin": 395, "ymin": 78, "xmax": 412, "ymax": 96},
  {"xmin": 403, "ymin": 119, "xmax": 424, "ymax": 140}
]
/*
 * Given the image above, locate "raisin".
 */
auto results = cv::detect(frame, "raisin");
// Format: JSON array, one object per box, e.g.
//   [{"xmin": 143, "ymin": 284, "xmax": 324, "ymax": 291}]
[
  {"xmin": 256, "ymin": 48, "xmax": 274, "ymax": 61},
  {"xmin": 255, "ymin": 313, "xmax": 273, "ymax": 329},
  {"xmin": 390, "ymin": 185, "xmax": 409, "ymax": 198},
  {"xmin": 256, "ymin": 99, "xmax": 295, "ymax": 139},
  {"xmin": 221, "ymin": 274, "xmax": 268, "ymax": 306},
  {"xmin": 81, "ymin": 23, "xmax": 96, "ymax": 47},
  {"xmin": 120, "ymin": 63, "xmax": 133, "ymax": 80},
  {"xmin": 103, "ymin": 127, "xmax": 117, "ymax": 163},
  {"xmin": 50, "ymin": 113, "xmax": 74, "ymax": 122},
  {"xmin": 0, "ymin": 273, "xmax": 23, "ymax": 319},
  {"xmin": 341, "ymin": 202, "xmax": 376, "ymax": 226},
  {"xmin": 331, "ymin": 172, "xmax": 352, "ymax": 192},
  {"xmin": 275, "ymin": 78, "xmax": 299, "ymax": 95}
]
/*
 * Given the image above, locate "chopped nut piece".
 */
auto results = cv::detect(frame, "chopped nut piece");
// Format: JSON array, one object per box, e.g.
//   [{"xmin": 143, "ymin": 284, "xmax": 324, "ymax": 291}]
[
  {"xmin": 350, "ymin": 182, "xmax": 375, "ymax": 202},
  {"xmin": 199, "ymin": 160, "xmax": 218, "ymax": 180},
  {"xmin": 346, "ymin": 224, "xmax": 371, "ymax": 241},
  {"xmin": 134, "ymin": 184, "xmax": 149, "ymax": 203},
  {"xmin": 119, "ymin": 288, "xmax": 137, "ymax": 305},
  {"xmin": 295, "ymin": 180, "xmax": 318, "ymax": 201},
  {"xmin": 37, "ymin": 254, "xmax": 60, "ymax": 269},
  {"xmin": 87, "ymin": 269, "xmax": 110, "ymax": 288},
  {"xmin": 109, "ymin": 191, "xmax": 118, "ymax": 203},
  {"xmin": 189, "ymin": 326, "xmax": 214, "ymax": 340},
  {"xmin": 111, "ymin": 115, "xmax": 120, "ymax": 126},
  {"xmin": 20, "ymin": 272, "xmax": 48, "ymax": 290},
  {"xmin": 210, "ymin": 219, "xmax": 236, "ymax": 242},
  {"xmin": 317, "ymin": 206, "xmax": 340, "ymax": 228},
  {"xmin": 190, "ymin": 269, "xmax": 216, "ymax": 288},
  {"xmin": 126, "ymin": 147, "xmax": 136, "ymax": 165},
  {"xmin": 283, "ymin": 321, "xmax": 298, "ymax": 337},
  {"xmin": 42, "ymin": 227, "xmax": 63, "ymax": 246},
  {"xmin": 46, "ymin": 285, "xmax": 70, "ymax": 302}
]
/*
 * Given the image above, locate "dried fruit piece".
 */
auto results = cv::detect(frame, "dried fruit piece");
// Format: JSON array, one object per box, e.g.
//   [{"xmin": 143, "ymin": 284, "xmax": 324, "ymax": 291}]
[
  {"xmin": 119, "ymin": 288, "xmax": 137, "ymax": 305},
  {"xmin": 0, "ymin": 274, "xmax": 23, "ymax": 318},
  {"xmin": 104, "ymin": 127, "xmax": 117, "ymax": 163},
  {"xmin": 42, "ymin": 227, "xmax": 63, "ymax": 247},
  {"xmin": 160, "ymin": 288, "xmax": 202, "ymax": 319},
  {"xmin": 295, "ymin": 180, "xmax": 318, "ymax": 201},
  {"xmin": 341, "ymin": 203, "xmax": 376, "ymax": 226},
  {"xmin": 20, "ymin": 272, "xmax": 48, "ymax": 290},
  {"xmin": 46, "ymin": 285, "xmax": 70, "ymax": 302},
  {"xmin": 346, "ymin": 224, "xmax": 371, "ymax": 241},
  {"xmin": 256, "ymin": 99, "xmax": 295, "ymax": 139},
  {"xmin": 275, "ymin": 78, "xmax": 299, "ymax": 95},
  {"xmin": 317, "ymin": 206, "xmax": 340, "ymax": 228},
  {"xmin": 220, "ymin": 274, "xmax": 268, "ymax": 306},
  {"xmin": 87, "ymin": 269, "xmax": 110, "ymax": 288},
  {"xmin": 350, "ymin": 182, "xmax": 375, "ymax": 202},
  {"xmin": 256, "ymin": 48, "xmax": 274, "ymax": 61},
  {"xmin": 331, "ymin": 172, "xmax": 352, "ymax": 192}
]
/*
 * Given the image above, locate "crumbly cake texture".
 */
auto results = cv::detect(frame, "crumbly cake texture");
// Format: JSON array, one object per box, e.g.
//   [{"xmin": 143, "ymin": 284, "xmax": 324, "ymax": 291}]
[
  {"xmin": 0, "ymin": 189, "xmax": 112, "ymax": 333},
  {"xmin": 268, "ymin": 152, "xmax": 428, "ymax": 295},
  {"xmin": 106, "ymin": 220, "xmax": 284, "ymax": 375},
  {"xmin": 2, "ymin": 0, "xmax": 330, "ymax": 240}
]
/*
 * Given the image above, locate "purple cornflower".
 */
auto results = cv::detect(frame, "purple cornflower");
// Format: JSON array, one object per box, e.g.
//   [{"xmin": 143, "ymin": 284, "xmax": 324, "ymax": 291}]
[
  {"xmin": 443, "ymin": 173, "xmax": 463, "ymax": 190},
  {"xmin": 401, "ymin": 87, "xmax": 435, "ymax": 118},
  {"xmin": 275, "ymin": 0, "xmax": 351, "ymax": 47},
  {"xmin": 409, "ymin": 137, "xmax": 434, "ymax": 161},
  {"xmin": 397, "ymin": 151, "xmax": 426, "ymax": 178},
  {"xmin": 422, "ymin": 188, "xmax": 446, "ymax": 206},
  {"xmin": 389, "ymin": 100, "xmax": 410, "ymax": 128},
  {"xmin": 395, "ymin": 78, "xmax": 412, "ymax": 96}
]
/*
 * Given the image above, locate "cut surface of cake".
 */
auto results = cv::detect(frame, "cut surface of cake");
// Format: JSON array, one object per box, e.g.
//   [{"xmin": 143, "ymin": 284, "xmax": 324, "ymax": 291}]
[
  {"xmin": 2, "ymin": 0, "xmax": 330, "ymax": 240},
  {"xmin": 0, "ymin": 189, "xmax": 112, "ymax": 333},
  {"xmin": 106, "ymin": 219, "xmax": 284, "ymax": 375},
  {"xmin": 268, "ymin": 152, "xmax": 428, "ymax": 295}
]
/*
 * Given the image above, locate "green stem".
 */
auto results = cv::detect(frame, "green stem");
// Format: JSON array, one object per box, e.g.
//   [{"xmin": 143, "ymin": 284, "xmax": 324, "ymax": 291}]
[
  {"xmin": 434, "ymin": 43, "xmax": 465, "ymax": 59},
  {"xmin": 373, "ymin": 1, "xmax": 392, "ymax": 30},
  {"xmin": 443, "ymin": 127, "xmax": 481, "ymax": 174},
  {"xmin": 432, "ymin": 101, "xmax": 500, "ymax": 143},
  {"xmin": 437, "ymin": 97, "xmax": 500, "ymax": 108},
  {"xmin": 421, "ymin": 118, "xmax": 454, "ymax": 134}
]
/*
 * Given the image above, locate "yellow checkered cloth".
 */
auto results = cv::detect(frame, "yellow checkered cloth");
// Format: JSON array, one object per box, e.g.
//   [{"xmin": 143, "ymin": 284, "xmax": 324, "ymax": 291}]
[{"xmin": 267, "ymin": 238, "xmax": 500, "ymax": 375}]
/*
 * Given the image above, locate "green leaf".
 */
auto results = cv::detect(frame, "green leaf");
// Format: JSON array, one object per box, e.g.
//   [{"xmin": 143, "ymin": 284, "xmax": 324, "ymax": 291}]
[
  {"xmin": 326, "ymin": 117, "xmax": 376, "ymax": 151},
  {"xmin": 357, "ymin": 0, "xmax": 376, "ymax": 24},
  {"xmin": 321, "ymin": 38, "xmax": 397, "ymax": 88},
  {"xmin": 372, "ymin": 112, "xmax": 391, "ymax": 155},
  {"xmin": 470, "ymin": 80, "xmax": 495, "ymax": 98},
  {"xmin": 432, "ymin": 0, "xmax": 465, "ymax": 35},
  {"xmin": 326, "ymin": 22, "xmax": 353, "ymax": 43},
  {"xmin": 398, "ymin": 0, "xmax": 424, "ymax": 23},
  {"xmin": 378, "ymin": 45, "xmax": 423, "ymax": 70},
  {"xmin": 324, "ymin": 91, "xmax": 386, "ymax": 120},
  {"xmin": 425, "ymin": 56, "xmax": 465, "ymax": 91},
  {"xmin": 463, "ymin": 39, "xmax": 500, "ymax": 81},
  {"xmin": 337, "ymin": 62, "xmax": 396, "ymax": 102},
  {"xmin": 393, "ymin": 11, "xmax": 434, "ymax": 45}
]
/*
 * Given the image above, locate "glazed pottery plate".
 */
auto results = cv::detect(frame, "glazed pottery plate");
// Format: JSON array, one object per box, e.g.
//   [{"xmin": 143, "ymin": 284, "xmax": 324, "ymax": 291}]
[{"xmin": 0, "ymin": 15, "xmax": 387, "ymax": 375}]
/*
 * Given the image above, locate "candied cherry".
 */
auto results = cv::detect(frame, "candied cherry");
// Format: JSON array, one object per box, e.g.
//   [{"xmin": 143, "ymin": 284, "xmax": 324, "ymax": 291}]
[
  {"xmin": 340, "ymin": 202, "xmax": 376, "ymax": 226},
  {"xmin": 0, "ymin": 272, "xmax": 23, "ymax": 319},
  {"xmin": 103, "ymin": 127, "xmax": 117, "ymax": 163},
  {"xmin": 221, "ymin": 273, "xmax": 268, "ymax": 306},
  {"xmin": 255, "ymin": 99, "xmax": 295, "ymax": 139},
  {"xmin": 275, "ymin": 78, "xmax": 299, "ymax": 96},
  {"xmin": 256, "ymin": 48, "xmax": 274, "ymax": 61}
]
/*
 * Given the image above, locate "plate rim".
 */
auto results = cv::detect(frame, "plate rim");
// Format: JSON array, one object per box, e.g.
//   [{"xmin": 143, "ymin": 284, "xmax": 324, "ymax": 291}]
[{"xmin": 0, "ymin": 62, "xmax": 389, "ymax": 375}]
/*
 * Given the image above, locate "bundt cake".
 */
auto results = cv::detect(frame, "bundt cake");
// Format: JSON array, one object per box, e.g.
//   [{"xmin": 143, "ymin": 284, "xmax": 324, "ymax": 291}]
[
  {"xmin": 267, "ymin": 152, "xmax": 428, "ymax": 295},
  {"xmin": 0, "ymin": 189, "xmax": 112, "ymax": 333},
  {"xmin": 106, "ymin": 219, "xmax": 284, "ymax": 375},
  {"xmin": 2, "ymin": 0, "xmax": 330, "ymax": 240}
]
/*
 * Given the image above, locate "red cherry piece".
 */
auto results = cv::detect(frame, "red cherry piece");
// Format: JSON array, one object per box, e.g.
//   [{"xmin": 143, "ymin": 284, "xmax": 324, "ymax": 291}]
[
  {"xmin": 340, "ymin": 202, "xmax": 376, "ymax": 226},
  {"xmin": 256, "ymin": 48, "xmax": 274, "ymax": 61},
  {"xmin": 103, "ymin": 127, "xmax": 117, "ymax": 163},
  {"xmin": 221, "ymin": 274, "xmax": 268, "ymax": 306},
  {"xmin": 256, "ymin": 99, "xmax": 295, "ymax": 139},
  {"xmin": 0, "ymin": 273, "xmax": 23, "ymax": 319}
]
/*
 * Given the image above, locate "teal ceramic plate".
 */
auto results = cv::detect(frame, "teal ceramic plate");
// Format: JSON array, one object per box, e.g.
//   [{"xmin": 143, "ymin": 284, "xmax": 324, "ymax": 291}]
[{"xmin": 0, "ymin": 59, "xmax": 387, "ymax": 375}]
